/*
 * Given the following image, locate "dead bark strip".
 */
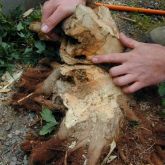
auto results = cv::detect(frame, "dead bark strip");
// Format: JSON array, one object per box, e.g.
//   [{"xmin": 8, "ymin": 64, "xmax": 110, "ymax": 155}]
[{"xmin": 60, "ymin": 5, "xmax": 124, "ymax": 64}]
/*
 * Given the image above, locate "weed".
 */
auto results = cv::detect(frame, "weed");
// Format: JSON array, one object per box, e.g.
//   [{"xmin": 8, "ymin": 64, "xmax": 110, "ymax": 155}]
[
  {"xmin": 39, "ymin": 107, "xmax": 58, "ymax": 136},
  {"xmin": 158, "ymin": 82, "xmax": 165, "ymax": 109},
  {"xmin": 0, "ymin": 4, "xmax": 58, "ymax": 77}
]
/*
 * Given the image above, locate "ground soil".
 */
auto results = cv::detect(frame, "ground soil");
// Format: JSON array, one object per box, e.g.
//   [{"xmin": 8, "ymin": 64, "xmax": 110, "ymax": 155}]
[{"xmin": 0, "ymin": 0, "xmax": 165, "ymax": 165}]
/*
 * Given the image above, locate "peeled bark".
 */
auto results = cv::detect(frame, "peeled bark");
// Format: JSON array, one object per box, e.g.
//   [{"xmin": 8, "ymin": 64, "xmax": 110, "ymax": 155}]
[
  {"xmin": 30, "ymin": 64, "xmax": 129, "ymax": 165},
  {"xmin": 60, "ymin": 5, "xmax": 124, "ymax": 64}
]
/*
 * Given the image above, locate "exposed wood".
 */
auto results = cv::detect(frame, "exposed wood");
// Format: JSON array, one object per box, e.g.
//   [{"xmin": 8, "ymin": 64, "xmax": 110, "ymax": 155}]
[{"xmin": 60, "ymin": 5, "xmax": 124, "ymax": 64}]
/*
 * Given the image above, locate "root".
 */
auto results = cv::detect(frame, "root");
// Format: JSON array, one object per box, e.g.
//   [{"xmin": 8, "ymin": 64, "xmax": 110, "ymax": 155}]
[
  {"xmin": 155, "ymin": 146, "xmax": 165, "ymax": 161},
  {"xmin": 118, "ymin": 147, "xmax": 128, "ymax": 164},
  {"xmin": 117, "ymin": 95, "xmax": 139, "ymax": 122},
  {"xmin": 21, "ymin": 140, "xmax": 41, "ymax": 153},
  {"xmin": 17, "ymin": 92, "xmax": 35, "ymax": 104},
  {"xmin": 154, "ymin": 125, "xmax": 165, "ymax": 146},
  {"xmin": 18, "ymin": 68, "xmax": 51, "ymax": 92},
  {"xmin": 29, "ymin": 135, "xmax": 65, "ymax": 165},
  {"xmin": 150, "ymin": 153, "xmax": 164, "ymax": 165},
  {"xmin": 12, "ymin": 67, "xmax": 52, "ymax": 112},
  {"xmin": 88, "ymin": 140, "xmax": 106, "ymax": 165},
  {"xmin": 33, "ymin": 96, "xmax": 66, "ymax": 114}
]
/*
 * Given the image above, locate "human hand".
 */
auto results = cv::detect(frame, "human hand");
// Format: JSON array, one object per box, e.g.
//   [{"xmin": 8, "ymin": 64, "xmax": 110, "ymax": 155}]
[
  {"xmin": 41, "ymin": 0, "xmax": 86, "ymax": 34},
  {"xmin": 92, "ymin": 33, "xmax": 165, "ymax": 93}
]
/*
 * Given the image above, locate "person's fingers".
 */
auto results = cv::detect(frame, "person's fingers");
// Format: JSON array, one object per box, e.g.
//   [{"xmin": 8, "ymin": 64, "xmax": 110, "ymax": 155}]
[
  {"xmin": 42, "ymin": 1, "xmax": 55, "ymax": 23},
  {"xmin": 92, "ymin": 53, "xmax": 128, "ymax": 64},
  {"xmin": 112, "ymin": 74, "xmax": 136, "ymax": 86},
  {"xmin": 119, "ymin": 33, "xmax": 141, "ymax": 49},
  {"xmin": 41, "ymin": 6, "xmax": 71, "ymax": 33},
  {"xmin": 109, "ymin": 64, "xmax": 128, "ymax": 77},
  {"xmin": 122, "ymin": 82, "xmax": 144, "ymax": 93}
]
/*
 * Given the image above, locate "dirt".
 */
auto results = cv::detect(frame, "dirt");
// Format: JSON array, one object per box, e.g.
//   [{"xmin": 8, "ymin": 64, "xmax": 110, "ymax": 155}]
[
  {"xmin": 0, "ymin": 0, "xmax": 165, "ymax": 165},
  {"xmin": 14, "ymin": 62, "xmax": 165, "ymax": 165}
]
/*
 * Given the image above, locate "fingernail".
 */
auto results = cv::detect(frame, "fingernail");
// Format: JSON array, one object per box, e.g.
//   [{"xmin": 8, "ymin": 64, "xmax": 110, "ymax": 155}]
[
  {"xmin": 41, "ymin": 24, "xmax": 49, "ymax": 33},
  {"xmin": 92, "ymin": 57, "xmax": 98, "ymax": 63}
]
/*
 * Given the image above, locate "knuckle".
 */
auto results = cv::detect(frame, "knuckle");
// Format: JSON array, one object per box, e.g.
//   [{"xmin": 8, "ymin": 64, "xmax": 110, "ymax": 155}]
[
  {"xmin": 58, "ymin": 6, "xmax": 72, "ymax": 14},
  {"xmin": 111, "ymin": 55, "xmax": 117, "ymax": 61},
  {"xmin": 103, "ymin": 56, "xmax": 110, "ymax": 62},
  {"xmin": 128, "ymin": 53, "xmax": 136, "ymax": 59},
  {"xmin": 43, "ymin": 2, "xmax": 51, "ymax": 10},
  {"xmin": 47, "ymin": 17, "xmax": 55, "ymax": 25},
  {"xmin": 129, "ymin": 41, "xmax": 135, "ymax": 47},
  {"xmin": 109, "ymin": 68, "xmax": 115, "ymax": 76},
  {"xmin": 137, "ymin": 74, "xmax": 144, "ymax": 82},
  {"xmin": 58, "ymin": 6, "xmax": 67, "ymax": 12},
  {"xmin": 113, "ymin": 78, "xmax": 121, "ymax": 85}
]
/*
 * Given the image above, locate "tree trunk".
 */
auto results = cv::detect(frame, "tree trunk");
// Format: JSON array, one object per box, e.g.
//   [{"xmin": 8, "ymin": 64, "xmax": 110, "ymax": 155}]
[{"xmin": 20, "ymin": 5, "xmax": 137, "ymax": 165}]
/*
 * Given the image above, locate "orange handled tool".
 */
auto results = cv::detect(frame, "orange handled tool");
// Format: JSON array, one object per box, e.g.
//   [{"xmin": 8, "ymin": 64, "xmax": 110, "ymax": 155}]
[{"xmin": 95, "ymin": 2, "xmax": 165, "ymax": 15}]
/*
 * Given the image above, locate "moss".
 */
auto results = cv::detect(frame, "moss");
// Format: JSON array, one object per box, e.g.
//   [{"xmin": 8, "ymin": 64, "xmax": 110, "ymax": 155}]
[
  {"xmin": 130, "ymin": 13, "xmax": 164, "ymax": 32},
  {"xmin": 98, "ymin": 0, "xmax": 165, "ymax": 34},
  {"xmin": 122, "ymin": 1, "xmax": 165, "ymax": 32},
  {"xmin": 125, "ymin": 1, "xmax": 138, "ymax": 7}
]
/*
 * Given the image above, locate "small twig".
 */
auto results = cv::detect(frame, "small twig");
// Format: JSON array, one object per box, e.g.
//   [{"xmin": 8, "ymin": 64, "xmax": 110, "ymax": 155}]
[
  {"xmin": 64, "ymin": 151, "xmax": 68, "ymax": 165},
  {"xmin": 0, "ymin": 89, "xmax": 11, "ymax": 93},
  {"xmin": 118, "ymin": 147, "xmax": 128, "ymax": 164},
  {"xmin": 17, "ymin": 92, "xmax": 35, "ymax": 104},
  {"xmin": 139, "ymin": 127, "xmax": 152, "ymax": 132},
  {"xmin": 139, "ymin": 143, "xmax": 155, "ymax": 156},
  {"xmin": 83, "ymin": 155, "xmax": 88, "ymax": 165},
  {"xmin": 117, "ymin": 15, "xmax": 136, "ymax": 23},
  {"xmin": 101, "ymin": 140, "xmax": 117, "ymax": 165}
]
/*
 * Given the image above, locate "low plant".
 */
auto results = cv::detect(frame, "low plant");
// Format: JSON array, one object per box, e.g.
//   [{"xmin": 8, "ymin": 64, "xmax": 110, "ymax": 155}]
[
  {"xmin": 0, "ymin": 4, "xmax": 58, "ymax": 77},
  {"xmin": 158, "ymin": 82, "xmax": 165, "ymax": 117},
  {"xmin": 39, "ymin": 107, "xmax": 58, "ymax": 136}
]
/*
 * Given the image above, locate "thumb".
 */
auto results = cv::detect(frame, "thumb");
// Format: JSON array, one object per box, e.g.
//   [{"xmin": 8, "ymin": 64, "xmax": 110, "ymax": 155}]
[
  {"xmin": 119, "ymin": 33, "xmax": 141, "ymax": 49},
  {"xmin": 41, "ymin": 7, "xmax": 71, "ymax": 33}
]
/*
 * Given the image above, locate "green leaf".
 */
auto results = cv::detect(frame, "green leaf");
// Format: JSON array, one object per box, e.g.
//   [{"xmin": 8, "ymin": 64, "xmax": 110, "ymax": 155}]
[
  {"xmin": 17, "ymin": 22, "xmax": 24, "ymax": 31},
  {"xmin": 0, "ymin": 60, "xmax": 5, "ymax": 65},
  {"xmin": 35, "ymin": 41, "xmax": 46, "ymax": 54},
  {"xmin": 0, "ymin": 4, "xmax": 47, "ymax": 77},
  {"xmin": 1, "ymin": 42, "xmax": 10, "ymax": 49},
  {"xmin": 29, "ymin": 8, "xmax": 41, "ymax": 21},
  {"xmin": 39, "ymin": 122, "xmax": 56, "ymax": 136},
  {"xmin": 39, "ymin": 108, "xmax": 58, "ymax": 136},
  {"xmin": 40, "ymin": 108, "xmax": 57, "ymax": 124},
  {"xmin": 24, "ymin": 47, "xmax": 33, "ymax": 54},
  {"xmin": 158, "ymin": 83, "xmax": 165, "ymax": 97},
  {"xmin": 18, "ymin": 32, "xmax": 25, "ymax": 38},
  {"xmin": 11, "ymin": 52, "xmax": 20, "ymax": 59}
]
